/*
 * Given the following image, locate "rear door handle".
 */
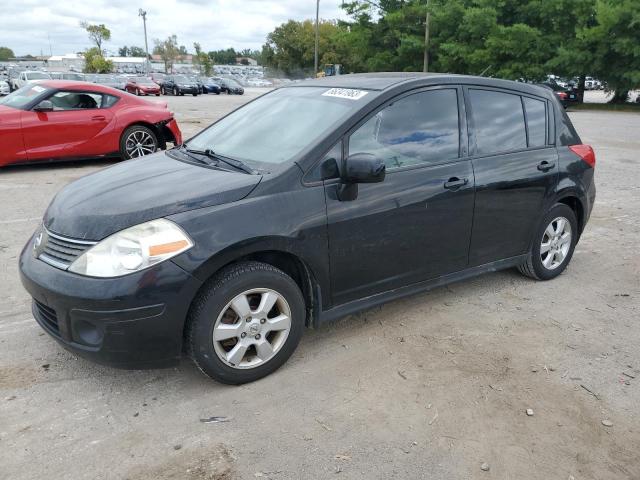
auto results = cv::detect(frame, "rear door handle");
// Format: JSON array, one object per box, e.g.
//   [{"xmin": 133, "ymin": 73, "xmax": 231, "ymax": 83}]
[
  {"xmin": 444, "ymin": 177, "xmax": 468, "ymax": 190},
  {"xmin": 537, "ymin": 161, "xmax": 555, "ymax": 172},
  {"xmin": 91, "ymin": 115, "xmax": 106, "ymax": 121}
]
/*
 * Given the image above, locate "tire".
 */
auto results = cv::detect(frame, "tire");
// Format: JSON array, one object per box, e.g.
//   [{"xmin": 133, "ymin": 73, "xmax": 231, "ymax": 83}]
[
  {"xmin": 186, "ymin": 261, "xmax": 306, "ymax": 384},
  {"xmin": 192, "ymin": 93, "xmax": 197, "ymax": 96},
  {"xmin": 518, "ymin": 203, "xmax": 578, "ymax": 280},
  {"xmin": 161, "ymin": 86, "xmax": 165, "ymax": 95},
  {"xmin": 119, "ymin": 125, "xmax": 159, "ymax": 160},
  {"xmin": 135, "ymin": 88, "xmax": 140, "ymax": 96},
  {"xmin": 173, "ymin": 87, "xmax": 179, "ymax": 96}
]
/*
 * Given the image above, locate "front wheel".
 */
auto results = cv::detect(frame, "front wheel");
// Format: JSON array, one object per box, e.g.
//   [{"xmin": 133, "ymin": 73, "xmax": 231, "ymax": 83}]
[
  {"xmin": 119, "ymin": 125, "xmax": 159, "ymax": 160},
  {"xmin": 173, "ymin": 87, "xmax": 179, "ymax": 96},
  {"xmin": 187, "ymin": 261, "xmax": 306, "ymax": 384},
  {"xmin": 518, "ymin": 203, "xmax": 578, "ymax": 280}
]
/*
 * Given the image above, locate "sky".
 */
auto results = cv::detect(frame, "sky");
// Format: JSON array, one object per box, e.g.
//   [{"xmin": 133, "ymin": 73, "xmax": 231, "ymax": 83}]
[{"xmin": 1, "ymin": 0, "xmax": 349, "ymax": 57}]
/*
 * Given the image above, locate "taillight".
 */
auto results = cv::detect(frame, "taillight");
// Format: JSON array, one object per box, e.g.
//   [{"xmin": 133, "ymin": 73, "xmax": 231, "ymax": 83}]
[
  {"xmin": 557, "ymin": 92, "xmax": 568, "ymax": 100},
  {"xmin": 569, "ymin": 144, "xmax": 596, "ymax": 168}
]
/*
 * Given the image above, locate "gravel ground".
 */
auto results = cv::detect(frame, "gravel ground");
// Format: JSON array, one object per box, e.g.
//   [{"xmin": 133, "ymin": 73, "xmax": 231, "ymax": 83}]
[{"xmin": 0, "ymin": 89, "xmax": 638, "ymax": 480}]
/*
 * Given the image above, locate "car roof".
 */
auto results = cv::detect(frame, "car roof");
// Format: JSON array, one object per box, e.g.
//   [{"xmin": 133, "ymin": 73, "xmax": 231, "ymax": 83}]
[
  {"xmin": 37, "ymin": 80, "xmax": 115, "ymax": 92},
  {"xmin": 290, "ymin": 72, "xmax": 552, "ymax": 98}
]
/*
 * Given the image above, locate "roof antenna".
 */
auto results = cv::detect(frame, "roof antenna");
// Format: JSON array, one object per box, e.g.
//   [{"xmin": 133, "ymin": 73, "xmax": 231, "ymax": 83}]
[{"xmin": 479, "ymin": 65, "xmax": 492, "ymax": 77}]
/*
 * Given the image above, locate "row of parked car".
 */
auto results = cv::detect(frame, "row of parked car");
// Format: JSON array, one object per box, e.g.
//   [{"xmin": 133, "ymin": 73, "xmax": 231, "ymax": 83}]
[{"xmin": 0, "ymin": 71, "xmax": 248, "ymax": 97}]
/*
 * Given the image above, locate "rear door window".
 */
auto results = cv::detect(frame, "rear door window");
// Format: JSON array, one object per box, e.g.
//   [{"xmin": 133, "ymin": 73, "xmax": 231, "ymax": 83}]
[
  {"xmin": 469, "ymin": 89, "xmax": 527, "ymax": 155},
  {"xmin": 523, "ymin": 97, "xmax": 547, "ymax": 147}
]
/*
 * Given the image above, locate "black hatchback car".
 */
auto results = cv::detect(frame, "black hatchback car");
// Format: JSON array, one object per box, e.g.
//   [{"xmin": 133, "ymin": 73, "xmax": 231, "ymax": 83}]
[{"xmin": 20, "ymin": 73, "xmax": 595, "ymax": 384}]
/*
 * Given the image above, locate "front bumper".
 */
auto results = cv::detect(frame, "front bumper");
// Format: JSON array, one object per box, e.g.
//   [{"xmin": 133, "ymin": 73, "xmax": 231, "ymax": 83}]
[
  {"xmin": 19, "ymin": 234, "xmax": 202, "ymax": 369},
  {"xmin": 179, "ymin": 86, "xmax": 198, "ymax": 94},
  {"xmin": 165, "ymin": 118, "xmax": 182, "ymax": 145}
]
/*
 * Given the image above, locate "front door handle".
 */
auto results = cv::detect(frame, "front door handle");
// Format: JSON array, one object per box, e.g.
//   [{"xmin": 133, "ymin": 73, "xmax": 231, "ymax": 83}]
[
  {"xmin": 444, "ymin": 177, "xmax": 468, "ymax": 190},
  {"xmin": 91, "ymin": 115, "xmax": 106, "ymax": 121},
  {"xmin": 537, "ymin": 161, "xmax": 555, "ymax": 172}
]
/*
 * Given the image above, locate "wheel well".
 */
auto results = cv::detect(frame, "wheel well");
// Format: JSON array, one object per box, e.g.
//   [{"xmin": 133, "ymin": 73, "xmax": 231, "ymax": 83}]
[
  {"xmin": 122, "ymin": 121, "xmax": 171, "ymax": 149},
  {"xmin": 238, "ymin": 251, "xmax": 317, "ymax": 326},
  {"xmin": 557, "ymin": 196, "xmax": 584, "ymax": 234}
]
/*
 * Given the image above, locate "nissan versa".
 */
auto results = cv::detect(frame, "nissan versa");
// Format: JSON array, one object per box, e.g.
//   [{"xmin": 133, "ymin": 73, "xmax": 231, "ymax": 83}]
[{"xmin": 20, "ymin": 73, "xmax": 596, "ymax": 384}]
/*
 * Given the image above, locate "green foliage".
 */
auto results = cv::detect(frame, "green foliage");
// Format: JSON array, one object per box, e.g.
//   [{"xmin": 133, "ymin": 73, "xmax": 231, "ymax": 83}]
[
  {"xmin": 260, "ymin": 0, "xmax": 640, "ymax": 98},
  {"xmin": 83, "ymin": 47, "xmax": 113, "ymax": 73},
  {"xmin": 0, "ymin": 46, "xmax": 15, "ymax": 61},
  {"xmin": 119, "ymin": 46, "xmax": 148, "ymax": 58},
  {"xmin": 262, "ymin": 19, "xmax": 349, "ymax": 77},
  {"xmin": 579, "ymin": 0, "xmax": 640, "ymax": 96},
  {"xmin": 80, "ymin": 22, "xmax": 111, "ymax": 52},
  {"xmin": 153, "ymin": 35, "xmax": 179, "ymax": 73},
  {"xmin": 208, "ymin": 48, "xmax": 237, "ymax": 65},
  {"xmin": 193, "ymin": 42, "xmax": 213, "ymax": 76}
]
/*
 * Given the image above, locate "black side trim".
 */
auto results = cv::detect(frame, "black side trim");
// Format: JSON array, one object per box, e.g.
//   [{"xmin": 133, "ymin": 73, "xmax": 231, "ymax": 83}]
[{"xmin": 316, "ymin": 255, "xmax": 527, "ymax": 326}]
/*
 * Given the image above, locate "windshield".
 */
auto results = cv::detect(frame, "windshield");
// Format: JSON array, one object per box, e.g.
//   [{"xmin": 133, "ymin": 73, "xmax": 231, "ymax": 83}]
[
  {"xmin": 186, "ymin": 87, "xmax": 369, "ymax": 165},
  {"xmin": 26, "ymin": 72, "xmax": 51, "ymax": 80},
  {"xmin": 0, "ymin": 83, "xmax": 50, "ymax": 108},
  {"xmin": 224, "ymin": 79, "xmax": 239, "ymax": 87},
  {"xmin": 173, "ymin": 75, "xmax": 189, "ymax": 83},
  {"xmin": 133, "ymin": 77, "xmax": 154, "ymax": 84}
]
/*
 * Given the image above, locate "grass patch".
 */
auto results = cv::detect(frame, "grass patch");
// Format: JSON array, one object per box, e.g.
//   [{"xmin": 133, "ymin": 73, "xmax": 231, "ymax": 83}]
[{"xmin": 568, "ymin": 102, "xmax": 640, "ymax": 113}]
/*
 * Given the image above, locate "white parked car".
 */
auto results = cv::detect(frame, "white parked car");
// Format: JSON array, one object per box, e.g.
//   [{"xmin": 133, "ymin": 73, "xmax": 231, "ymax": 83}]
[
  {"xmin": 10, "ymin": 71, "xmax": 51, "ymax": 91},
  {"xmin": 0, "ymin": 80, "xmax": 10, "ymax": 96}
]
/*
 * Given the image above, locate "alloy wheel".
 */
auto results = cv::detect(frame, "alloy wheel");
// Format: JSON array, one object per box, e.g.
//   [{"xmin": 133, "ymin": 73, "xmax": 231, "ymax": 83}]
[
  {"xmin": 125, "ymin": 130, "xmax": 157, "ymax": 158},
  {"xmin": 540, "ymin": 216, "xmax": 572, "ymax": 270},
  {"xmin": 212, "ymin": 288, "xmax": 292, "ymax": 369}
]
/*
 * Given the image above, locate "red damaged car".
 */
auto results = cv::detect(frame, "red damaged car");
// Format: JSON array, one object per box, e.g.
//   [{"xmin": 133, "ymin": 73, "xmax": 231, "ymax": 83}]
[
  {"xmin": 125, "ymin": 77, "xmax": 161, "ymax": 96},
  {"xmin": 0, "ymin": 80, "xmax": 182, "ymax": 167}
]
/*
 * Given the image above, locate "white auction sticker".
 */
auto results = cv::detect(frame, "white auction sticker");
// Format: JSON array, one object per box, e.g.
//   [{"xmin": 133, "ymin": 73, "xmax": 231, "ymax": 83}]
[
  {"xmin": 32, "ymin": 85, "xmax": 46, "ymax": 92},
  {"xmin": 322, "ymin": 88, "xmax": 368, "ymax": 100}
]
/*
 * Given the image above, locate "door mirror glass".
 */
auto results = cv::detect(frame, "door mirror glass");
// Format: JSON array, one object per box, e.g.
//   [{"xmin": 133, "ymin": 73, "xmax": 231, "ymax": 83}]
[
  {"xmin": 344, "ymin": 153, "xmax": 386, "ymax": 184},
  {"xmin": 33, "ymin": 100, "xmax": 54, "ymax": 112}
]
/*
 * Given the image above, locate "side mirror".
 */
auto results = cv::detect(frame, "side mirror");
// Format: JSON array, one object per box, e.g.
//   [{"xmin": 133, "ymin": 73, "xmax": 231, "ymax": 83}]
[
  {"xmin": 34, "ymin": 100, "xmax": 54, "ymax": 112},
  {"xmin": 343, "ymin": 153, "xmax": 386, "ymax": 184}
]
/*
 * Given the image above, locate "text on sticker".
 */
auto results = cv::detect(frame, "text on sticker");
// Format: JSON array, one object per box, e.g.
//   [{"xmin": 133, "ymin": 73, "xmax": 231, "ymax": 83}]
[{"xmin": 322, "ymin": 88, "xmax": 369, "ymax": 100}]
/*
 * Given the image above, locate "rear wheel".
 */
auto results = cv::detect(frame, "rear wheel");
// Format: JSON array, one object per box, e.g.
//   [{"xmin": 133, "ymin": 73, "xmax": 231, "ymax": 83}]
[
  {"xmin": 518, "ymin": 203, "xmax": 578, "ymax": 280},
  {"xmin": 119, "ymin": 125, "xmax": 158, "ymax": 160},
  {"xmin": 187, "ymin": 261, "xmax": 305, "ymax": 384}
]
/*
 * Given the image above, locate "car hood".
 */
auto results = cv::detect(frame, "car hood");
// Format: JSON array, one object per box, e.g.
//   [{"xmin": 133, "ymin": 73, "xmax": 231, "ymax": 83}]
[{"xmin": 44, "ymin": 151, "xmax": 262, "ymax": 240}]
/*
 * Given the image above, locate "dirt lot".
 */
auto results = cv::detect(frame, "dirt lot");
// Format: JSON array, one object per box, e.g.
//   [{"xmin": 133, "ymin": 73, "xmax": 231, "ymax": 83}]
[{"xmin": 1, "ymin": 89, "xmax": 638, "ymax": 480}]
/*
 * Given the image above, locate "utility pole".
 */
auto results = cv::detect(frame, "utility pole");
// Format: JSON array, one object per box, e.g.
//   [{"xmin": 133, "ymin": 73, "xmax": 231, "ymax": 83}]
[
  {"xmin": 139, "ymin": 9, "xmax": 150, "ymax": 75},
  {"xmin": 314, "ymin": 0, "xmax": 320, "ymax": 76},
  {"xmin": 423, "ymin": 0, "xmax": 430, "ymax": 73}
]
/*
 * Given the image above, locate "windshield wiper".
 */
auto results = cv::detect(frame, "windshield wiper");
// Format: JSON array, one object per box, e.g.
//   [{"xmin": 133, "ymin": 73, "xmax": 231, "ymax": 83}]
[{"xmin": 181, "ymin": 145, "xmax": 258, "ymax": 175}]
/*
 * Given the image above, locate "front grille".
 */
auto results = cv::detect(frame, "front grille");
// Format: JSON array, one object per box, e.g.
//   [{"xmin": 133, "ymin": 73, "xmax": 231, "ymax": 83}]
[
  {"xmin": 38, "ymin": 229, "xmax": 96, "ymax": 270},
  {"xmin": 33, "ymin": 299, "xmax": 60, "ymax": 335}
]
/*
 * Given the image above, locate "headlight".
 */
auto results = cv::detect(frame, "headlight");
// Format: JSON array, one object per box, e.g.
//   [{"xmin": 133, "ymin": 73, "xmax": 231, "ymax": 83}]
[{"xmin": 68, "ymin": 219, "xmax": 193, "ymax": 278}]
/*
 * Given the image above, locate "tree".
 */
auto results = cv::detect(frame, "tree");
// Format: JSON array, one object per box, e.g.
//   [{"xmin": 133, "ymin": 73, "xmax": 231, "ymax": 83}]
[
  {"xmin": 580, "ymin": 0, "xmax": 640, "ymax": 102},
  {"xmin": 80, "ymin": 22, "xmax": 111, "ymax": 53},
  {"xmin": 261, "ymin": 19, "xmax": 345, "ymax": 77},
  {"xmin": 153, "ymin": 35, "xmax": 179, "ymax": 73},
  {"xmin": 193, "ymin": 42, "xmax": 213, "ymax": 76},
  {"xmin": 118, "ymin": 45, "xmax": 148, "ymax": 58},
  {"xmin": 83, "ymin": 47, "xmax": 113, "ymax": 73},
  {"xmin": 0, "ymin": 47, "xmax": 15, "ymax": 61},
  {"xmin": 208, "ymin": 48, "xmax": 237, "ymax": 65}
]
